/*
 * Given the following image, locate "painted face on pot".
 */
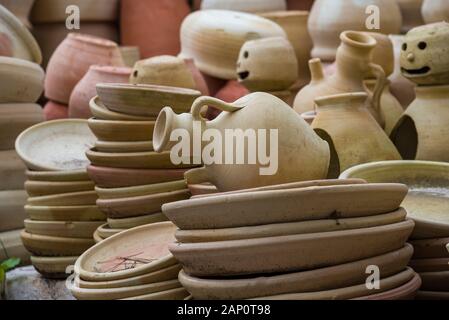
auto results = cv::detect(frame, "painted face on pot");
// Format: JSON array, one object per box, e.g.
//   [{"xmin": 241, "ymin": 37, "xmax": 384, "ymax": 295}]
[
  {"xmin": 400, "ymin": 22, "xmax": 449, "ymax": 85},
  {"xmin": 236, "ymin": 37, "xmax": 298, "ymax": 92}
]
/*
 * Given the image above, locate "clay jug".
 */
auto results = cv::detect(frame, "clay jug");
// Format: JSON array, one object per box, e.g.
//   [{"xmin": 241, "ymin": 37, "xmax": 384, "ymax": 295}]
[
  {"xmin": 390, "ymin": 85, "xmax": 449, "ymax": 162},
  {"xmin": 153, "ymin": 93, "xmax": 330, "ymax": 191},
  {"xmin": 200, "ymin": 0, "xmax": 287, "ymax": 12},
  {"xmin": 120, "ymin": 0, "xmax": 190, "ymax": 58},
  {"xmin": 294, "ymin": 31, "xmax": 387, "ymax": 127},
  {"xmin": 396, "ymin": 0, "xmax": 424, "ymax": 33},
  {"xmin": 422, "ymin": 0, "xmax": 449, "ymax": 24},
  {"xmin": 69, "ymin": 66, "xmax": 132, "ymax": 119},
  {"xmin": 312, "ymin": 92, "xmax": 401, "ymax": 178},
  {"xmin": 43, "ymin": 101, "xmax": 68, "ymax": 121},
  {"xmin": 45, "ymin": 33, "xmax": 124, "ymax": 104},
  {"xmin": 308, "ymin": 0, "xmax": 402, "ymax": 62}
]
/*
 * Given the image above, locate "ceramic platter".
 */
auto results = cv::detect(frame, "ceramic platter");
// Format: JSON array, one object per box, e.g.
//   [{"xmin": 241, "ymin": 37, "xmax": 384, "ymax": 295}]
[
  {"xmin": 340, "ymin": 161, "xmax": 449, "ymax": 239},
  {"xmin": 24, "ymin": 219, "xmax": 103, "ymax": 239},
  {"xmin": 87, "ymin": 118, "xmax": 155, "ymax": 142},
  {"xmin": 354, "ymin": 274, "xmax": 421, "ymax": 300},
  {"xmin": 26, "ymin": 169, "xmax": 90, "ymax": 182},
  {"xmin": 96, "ymin": 180, "xmax": 187, "ymax": 200},
  {"xmin": 15, "ymin": 119, "xmax": 97, "ymax": 171},
  {"xmin": 89, "ymin": 96, "xmax": 155, "ymax": 121},
  {"xmin": 94, "ymin": 140, "xmax": 154, "ymax": 153},
  {"xmin": 25, "ymin": 205, "xmax": 106, "ymax": 222},
  {"xmin": 107, "ymin": 213, "xmax": 167, "ymax": 230}
]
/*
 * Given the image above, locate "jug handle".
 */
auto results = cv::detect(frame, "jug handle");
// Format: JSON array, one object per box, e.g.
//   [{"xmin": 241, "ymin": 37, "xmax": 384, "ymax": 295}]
[
  {"xmin": 184, "ymin": 167, "xmax": 210, "ymax": 185},
  {"xmin": 367, "ymin": 63, "xmax": 386, "ymax": 125},
  {"xmin": 190, "ymin": 96, "xmax": 244, "ymax": 121}
]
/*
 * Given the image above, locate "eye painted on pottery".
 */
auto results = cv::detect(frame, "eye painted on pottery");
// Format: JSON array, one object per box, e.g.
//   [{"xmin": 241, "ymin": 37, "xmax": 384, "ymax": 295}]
[
  {"xmin": 244, "ymin": 51, "xmax": 249, "ymax": 58},
  {"xmin": 418, "ymin": 42, "xmax": 427, "ymax": 50},
  {"xmin": 402, "ymin": 43, "xmax": 407, "ymax": 51},
  {"xmin": 133, "ymin": 70, "xmax": 138, "ymax": 78}
]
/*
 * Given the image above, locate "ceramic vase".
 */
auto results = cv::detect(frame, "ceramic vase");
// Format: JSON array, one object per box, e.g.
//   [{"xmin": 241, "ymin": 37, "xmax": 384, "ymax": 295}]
[
  {"xmin": 153, "ymin": 93, "xmax": 330, "ymax": 191},
  {"xmin": 422, "ymin": 0, "xmax": 449, "ymax": 24},
  {"xmin": 0, "ymin": 0, "xmax": 34, "ymax": 28},
  {"xmin": 200, "ymin": 0, "xmax": 287, "ymax": 12},
  {"xmin": 119, "ymin": 46, "xmax": 140, "ymax": 68},
  {"xmin": 179, "ymin": 10, "xmax": 287, "ymax": 80},
  {"xmin": 294, "ymin": 31, "xmax": 386, "ymax": 127},
  {"xmin": 396, "ymin": 0, "xmax": 424, "ymax": 34},
  {"xmin": 45, "ymin": 33, "xmax": 124, "ymax": 104},
  {"xmin": 308, "ymin": 0, "xmax": 402, "ymax": 62},
  {"xmin": 390, "ymin": 85, "xmax": 449, "ymax": 162},
  {"xmin": 68, "ymin": 65, "xmax": 132, "ymax": 119},
  {"xmin": 43, "ymin": 101, "xmax": 68, "ymax": 121},
  {"xmin": 312, "ymin": 92, "xmax": 401, "ymax": 178},
  {"xmin": 120, "ymin": 0, "xmax": 190, "ymax": 58}
]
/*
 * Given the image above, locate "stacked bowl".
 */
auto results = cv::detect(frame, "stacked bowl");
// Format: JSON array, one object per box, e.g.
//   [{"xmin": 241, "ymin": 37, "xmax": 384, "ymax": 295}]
[
  {"xmin": 163, "ymin": 179, "xmax": 420, "ymax": 300},
  {"xmin": 71, "ymin": 222, "xmax": 189, "ymax": 300},
  {"xmin": 86, "ymin": 83, "xmax": 202, "ymax": 239},
  {"xmin": 15, "ymin": 119, "xmax": 106, "ymax": 278}
]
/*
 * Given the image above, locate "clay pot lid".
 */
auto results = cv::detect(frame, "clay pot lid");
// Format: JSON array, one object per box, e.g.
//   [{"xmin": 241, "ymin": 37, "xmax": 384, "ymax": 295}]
[
  {"xmin": 314, "ymin": 92, "xmax": 368, "ymax": 108},
  {"xmin": 89, "ymin": 65, "xmax": 132, "ymax": 75},
  {"xmin": 340, "ymin": 31, "xmax": 377, "ymax": 49},
  {"xmin": 67, "ymin": 33, "xmax": 118, "ymax": 48}
]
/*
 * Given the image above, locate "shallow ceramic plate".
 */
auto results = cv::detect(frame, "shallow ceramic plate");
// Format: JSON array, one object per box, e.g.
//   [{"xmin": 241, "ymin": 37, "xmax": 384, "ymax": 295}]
[
  {"xmin": 75, "ymin": 222, "xmax": 178, "ymax": 282},
  {"xmin": 87, "ymin": 118, "xmax": 155, "ymax": 142},
  {"xmin": 122, "ymin": 287, "xmax": 190, "ymax": 300},
  {"xmin": 25, "ymin": 205, "xmax": 106, "ymax": 222},
  {"xmin": 416, "ymin": 290, "xmax": 449, "ymax": 300},
  {"xmin": 93, "ymin": 229, "xmax": 103, "ymax": 243},
  {"xmin": 24, "ymin": 219, "xmax": 103, "ymax": 239},
  {"xmin": 107, "ymin": 213, "xmax": 168, "ymax": 230},
  {"xmin": 178, "ymin": 244, "xmax": 413, "ymax": 299},
  {"xmin": 94, "ymin": 140, "xmax": 154, "ymax": 153},
  {"xmin": 188, "ymin": 183, "xmax": 218, "ymax": 196},
  {"xmin": 27, "ymin": 190, "xmax": 98, "ymax": 206},
  {"xmin": 170, "ymin": 220, "xmax": 414, "ymax": 277},
  {"xmin": 96, "ymin": 223, "xmax": 124, "ymax": 239},
  {"xmin": 419, "ymin": 271, "xmax": 449, "ymax": 291},
  {"xmin": 26, "ymin": 169, "xmax": 90, "ymax": 182},
  {"xmin": 15, "ymin": 119, "xmax": 97, "ymax": 171},
  {"xmin": 340, "ymin": 161, "xmax": 449, "ymax": 239},
  {"xmin": 31, "ymin": 256, "xmax": 78, "ymax": 279},
  {"xmin": 163, "ymin": 183, "xmax": 408, "ymax": 230},
  {"xmin": 96, "ymin": 180, "xmax": 187, "ymax": 200},
  {"xmin": 353, "ymin": 273, "xmax": 421, "ymax": 300},
  {"xmin": 25, "ymin": 180, "xmax": 95, "ymax": 197},
  {"xmin": 89, "ymin": 96, "xmax": 155, "ymax": 121},
  {"xmin": 410, "ymin": 258, "xmax": 449, "ymax": 273},
  {"xmin": 410, "ymin": 237, "xmax": 449, "ymax": 259},
  {"xmin": 96, "ymin": 83, "xmax": 201, "ymax": 117}
]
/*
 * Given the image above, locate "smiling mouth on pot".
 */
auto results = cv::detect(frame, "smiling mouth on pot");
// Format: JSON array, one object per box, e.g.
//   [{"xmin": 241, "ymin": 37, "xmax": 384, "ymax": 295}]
[
  {"xmin": 401, "ymin": 66, "xmax": 431, "ymax": 75},
  {"xmin": 238, "ymin": 71, "xmax": 250, "ymax": 80}
]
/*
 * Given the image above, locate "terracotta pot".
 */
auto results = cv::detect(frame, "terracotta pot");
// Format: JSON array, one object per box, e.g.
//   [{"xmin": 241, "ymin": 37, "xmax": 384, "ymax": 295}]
[
  {"xmin": 96, "ymin": 181, "xmax": 187, "ymax": 200},
  {"xmin": 94, "ymin": 141, "xmax": 153, "ymax": 153},
  {"xmin": 119, "ymin": 46, "xmax": 140, "ymax": 68},
  {"xmin": 25, "ymin": 180, "xmax": 94, "ymax": 197},
  {"xmin": 201, "ymin": 72, "xmax": 227, "ymax": 96},
  {"xmin": 0, "ymin": 103, "xmax": 43, "ymax": 150},
  {"xmin": 25, "ymin": 205, "xmax": 106, "ymax": 222},
  {"xmin": 179, "ymin": 244, "xmax": 412, "ymax": 299},
  {"xmin": 45, "ymin": 33, "xmax": 124, "ymax": 104},
  {"xmin": 184, "ymin": 58, "xmax": 210, "ymax": 96},
  {"xmin": 0, "ymin": 190, "xmax": 27, "ymax": 232},
  {"xmin": 107, "ymin": 213, "xmax": 168, "ymax": 230},
  {"xmin": 422, "ymin": 0, "xmax": 449, "ymax": 24},
  {"xmin": 120, "ymin": 0, "xmax": 190, "ymax": 58},
  {"xmin": 154, "ymin": 93, "xmax": 330, "ymax": 191},
  {"xmin": 163, "ymin": 183, "xmax": 407, "ymax": 230},
  {"xmin": 260, "ymin": 11, "xmax": 312, "ymax": 89},
  {"xmin": 26, "ymin": 169, "xmax": 89, "ymax": 182},
  {"xmin": 294, "ymin": 32, "xmax": 387, "ymax": 127},
  {"xmin": 69, "ymin": 66, "xmax": 131, "ymax": 119},
  {"xmin": 0, "ymin": 229, "xmax": 30, "ymax": 265},
  {"xmin": 237, "ymin": 37, "xmax": 298, "ymax": 92},
  {"xmin": 201, "ymin": 0, "xmax": 286, "ymax": 12},
  {"xmin": 0, "ymin": 150, "xmax": 27, "ymax": 191},
  {"xmin": 410, "ymin": 237, "xmax": 449, "ymax": 259},
  {"xmin": 179, "ymin": 10, "xmax": 286, "ymax": 79},
  {"xmin": 24, "ymin": 219, "xmax": 102, "ymax": 239},
  {"xmin": 31, "ymin": 256, "xmax": 78, "ymax": 279},
  {"xmin": 286, "ymin": 0, "xmax": 315, "ymax": 10},
  {"xmin": 0, "ymin": 0, "xmax": 34, "ymax": 28},
  {"xmin": 27, "ymin": 190, "xmax": 98, "ymax": 206},
  {"xmin": 410, "ymin": 258, "xmax": 449, "ymax": 273},
  {"xmin": 87, "ymin": 118, "xmax": 155, "ymax": 142},
  {"xmin": 89, "ymin": 96, "xmax": 154, "ymax": 121},
  {"xmin": 308, "ymin": 0, "xmax": 402, "ymax": 62},
  {"xmin": 391, "ymin": 85, "xmax": 449, "ymax": 162},
  {"xmin": 43, "ymin": 101, "xmax": 68, "ymax": 121},
  {"xmin": 419, "ymin": 271, "xmax": 449, "ymax": 291},
  {"xmin": 397, "ymin": 0, "xmax": 424, "ymax": 33}
]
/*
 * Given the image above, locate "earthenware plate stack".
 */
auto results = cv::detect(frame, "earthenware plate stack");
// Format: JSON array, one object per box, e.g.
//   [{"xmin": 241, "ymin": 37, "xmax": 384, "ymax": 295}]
[
  {"xmin": 85, "ymin": 84, "xmax": 202, "ymax": 237},
  {"xmin": 341, "ymin": 161, "xmax": 449, "ymax": 300},
  {"xmin": 163, "ymin": 179, "xmax": 420, "ymax": 300},
  {"xmin": 15, "ymin": 119, "xmax": 106, "ymax": 278},
  {"xmin": 71, "ymin": 222, "xmax": 189, "ymax": 300}
]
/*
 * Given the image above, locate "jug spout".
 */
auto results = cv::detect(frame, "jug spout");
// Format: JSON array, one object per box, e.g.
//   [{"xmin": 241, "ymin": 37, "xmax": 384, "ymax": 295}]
[{"xmin": 309, "ymin": 58, "xmax": 325, "ymax": 83}]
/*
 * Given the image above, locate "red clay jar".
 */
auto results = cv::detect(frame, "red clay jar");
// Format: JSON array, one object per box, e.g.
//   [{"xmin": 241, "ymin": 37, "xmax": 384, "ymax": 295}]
[
  {"xmin": 69, "ymin": 65, "xmax": 132, "ymax": 119},
  {"xmin": 120, "ymin": 0, "xmax": 190, "ymax": 58},
  {"xmin": 206, "ymin": 80, "xmax": 250, "ymax": 120},
  {"xmin": 184, "ymin": 58, "xmax": 210, "ymax": 96},
  {"xmin": 44, "ymin": 101, "xmax": 68, "ymax": 121},
  {"xmin": 287, "ymin": 0, "xmax": 315, "ymax": 10},
  {"xmin": 45, "ymin": 33, "xmax": 124, "ymax": 104}
]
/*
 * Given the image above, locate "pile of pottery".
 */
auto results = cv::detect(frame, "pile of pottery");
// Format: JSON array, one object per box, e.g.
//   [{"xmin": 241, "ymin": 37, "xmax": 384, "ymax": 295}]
[
  {"xmin": 85, "ymin": 83, "xmax": 202, "ymax": 239},
  {"xmin": 15, "ymin": 119, "xmax": 105, "ymax": 278},
  {"xmin": 71, "ymin": 222, "xmax": 189, "ymax": 300},
  {"xmin": 341, "ymin": 161, "xmax": 449, "ymax": 300}
]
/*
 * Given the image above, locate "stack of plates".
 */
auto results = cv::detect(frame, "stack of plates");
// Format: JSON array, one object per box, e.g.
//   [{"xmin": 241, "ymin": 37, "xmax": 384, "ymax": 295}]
[
  {"xmin": 85, "ymin": 84, "xmax": 202, "ymax": 238},
  {"xmin": 340, "ymin": 161, "xmax": 449, "ymax": 300},
  {"xmin": 71, "ymin": 222, "xmax": 189, "ymax": 300},
  {"xmin": 163, "ymin": 179, "xmax": 420, "ymax": 300},
  {"xmin": 15, "ymin": 119, "xmax": 105, "ymax": 278}
]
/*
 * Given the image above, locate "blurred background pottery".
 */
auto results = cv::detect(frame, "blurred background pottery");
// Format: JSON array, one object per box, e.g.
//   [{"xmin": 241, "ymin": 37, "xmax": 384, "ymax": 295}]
[
  {"xmin": 0, "ymin": 150, "xmax": 27, "ymax": 191},
  {"xmin": 119, "ymin": 46, "xmax": 140, "ymax": 68},
  {"xmin": 0, "ymin": 0, "xmax": 35, "ymax": 28},
  {"xmin": 184, "ymin": 58, "xmax": 210, "ymax": 96},
  {"xmin": 422, "ymin": 0, "xmax": 449, "ymax": 24},
  {"xmin": 43, "ymin": 101, "xmax": 68, "ymax": 121},
  {"xmin": 396, "ymin": 0, "xmax": 424, "ymax": 34},
  {"xmin": 286, "ymin": 0, "xmax": 315, "ymax": 10},
  {"xmin": 200, "ymin": 0, "xmax": 287, "ymax": 12}
]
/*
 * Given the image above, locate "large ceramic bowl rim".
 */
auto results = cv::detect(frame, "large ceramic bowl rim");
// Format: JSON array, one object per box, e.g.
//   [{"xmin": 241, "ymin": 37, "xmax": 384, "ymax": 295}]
[
  {"xmin": 89, "ymin": 96, "xmax": 155, "ymax": 121},
  {"xmin": 96, "ymin": 83, "xmax": 202, "ymax": 96},
  {"xmin": 341, "ymin": 31, "xmax": 377, "ymax": 49},
  {"xmin": 26, "ymin": 169, "xmax": 89, "ymax": 181}
]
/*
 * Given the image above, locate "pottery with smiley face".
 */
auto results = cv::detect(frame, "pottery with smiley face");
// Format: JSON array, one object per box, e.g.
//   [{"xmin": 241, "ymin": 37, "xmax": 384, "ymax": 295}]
[{"xmin": 400, "ymin": 22, "xmax": 449, "ymax": 86}]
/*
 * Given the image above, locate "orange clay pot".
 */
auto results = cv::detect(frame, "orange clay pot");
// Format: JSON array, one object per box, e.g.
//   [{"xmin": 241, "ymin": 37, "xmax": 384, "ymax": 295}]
[
  {"xmin": 44, "ymin": 101, "xmax": 68, "ymax": 121},
  {"xmin": 207, "ymin": 80, "xmax": 250, "ymax": 120}
]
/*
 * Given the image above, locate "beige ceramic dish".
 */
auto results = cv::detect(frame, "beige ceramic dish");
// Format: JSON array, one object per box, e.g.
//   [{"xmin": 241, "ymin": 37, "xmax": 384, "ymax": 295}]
[
  {"xmin": 25, "ymin": 205, "xmax": 106, "ymax": 222},
  {"xmin": 27, "ymin": 190, "xmax": 98, "ymax": 206},
  {"xmin": 15, "ymin": 120, "xmax": 97, "ymax": 171},
  {"xmin": 188, "ymin": 184, "xmax": 218, "ymax": 196},
  {"xmin": 75, "ymin": 222, "xmax": 177, "ymax": 282},
  {"xmin": 31, "ymin": 256, "xmax": 78, "ymax": 279},
  {"xmin": 87, "ymin": 118, "xmax": 155, "ymax": 142},
  {"xmin": 123, "ymin": 287, "xmax": 190, "ymax": 300},
  {"xmin": 410, "ymin": 258, "xmax": 449, "ymax": 273},
  {"xmin": 89, "ymin": 96, "xmax": 155, "ymax": 121},
  {"xmin": 94, "ymin": 141, "xmax": 154, "ymax": 153},
  {"xmin": 179, "ymin": 244, "xmax": 413, "ymax": 300},
  {"xmin": 410, "ymin": 237, "xmax": 449, "ymax": 259},
  {"xmin": 26, "ymin": 169, "xmax": 90, "ymax": 182},
  {"xmin": 175, "ymin": 208, "xmax": 407, "ymax": 243},
  {"xmin": 170, "ymin": 220, "xmax": 414, "ymax": 277},
  {"xmin": 93, "ymin": 229, "xmax": 103, "ymax": 243},
  {"xmin": 97, "ymin": 189, "xmax": 191, "ymax": 219},
  {"xmin": 163, "ymin": 183, "xmax": 408, "ymax": 230},
  {"xmin": 96, "ymin": 180, "xmax": 187, "ymax": 200},
  {"xmin": 24, "ymin": 219, "xmax": 102, "ymax": 239},
  {"xmin": 107, "ymin": 213, "xmax": 168, "ymax": 230},
  {"xmin": 25, "ymin": 180, "xmax": 95, "ymax": 197},
  {"xmin": 354, "ymin": 274, "xmax": 422, "ymax": 300},
  {"xmin": 96, "ymin": 223, "xmax": 124, "ymax": 239},
  {"xmin": 340, "ymin": 161, "xmax": 449, "ymax": 239},
  {"xmin": 21, "ymin": 230, "xmax": 95, "ymax": 256},
  {"xmin": 96, "ymin": 83, "xmax": 201, "ymax": 117}
]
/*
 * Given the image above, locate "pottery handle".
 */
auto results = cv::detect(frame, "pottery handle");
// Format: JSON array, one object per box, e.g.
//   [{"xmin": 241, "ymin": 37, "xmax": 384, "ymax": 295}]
[
  {"xmin": 190, "ymin": 96, "xmax": 243, "ymax": 121},
  {"xmin": 368, "ymin": 63, "xmax": 386, "ymax": 125},
  {"xmin": 184, "ymin": 167, "xmax": 210, "ymax": 185}
]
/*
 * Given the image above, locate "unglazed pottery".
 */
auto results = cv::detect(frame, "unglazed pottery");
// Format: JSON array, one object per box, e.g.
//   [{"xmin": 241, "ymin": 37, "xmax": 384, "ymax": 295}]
[
  {"xmin": 25, "ymin": 205, "xmax": 105, "ymax": 222},
  {"xmin": 0, "ymin": 229, "xmax": 30, "ymax": 264},
  {"xmin": 0, "ymin": 57, "xmax": 44, "ymax": 103},
  {"xmin": 96, "ymin": 83, "xmax": 201, "ymax": 117},
  {"xmin": 0, "ymin": 5, "xmax": 41, "ymax": 63},
  {"xmin": 400, "ymin": 22, "xmax": 449, "ymax": 86},
  {"xmin": 354, "ymin": 273, "xmax": 421, "ymax": 300},
  {"xmin": 410, "ymin": 237, "xmax": 449, "ymax": 258},
  {"xmin": 119, "ymin": 46, "xmax": 140, "ymax": 68},
  {"xmin": 25, "ymin": 180, "xmax": 95, "ymax": 197},
  {"xmin": 96, "ymin": 181, "xmax": 187, "ymax": 200},
  {"xmin": 87, "ymin": 118, "xmax": 155, "ymax": 142},
  {"xmin": 415, "ymin": 290, "xmax": 449, "ymax": 300},
  {"xmin": 75, "ymin": 222, "xmax": 177, "ymax": 282},
  {"xmin": 0, "ymin": 0, "xmax": 34, "ymax": 28},
  {"xmin": 311, "ymin": 93, "xmax": 401, "ymax": 178},
  {"xmin": 236, "ymin": 37, "xmax": 298, "ymax": 92},
  {"xmin": 213, "ymin": 79, "xmax": 250, "ymax": 103},
  {"xmin": 15, "ymin": 119, "xmax": 97, "ymax": 171},
  {"xmin": 410, "ymin": 258, "xmax": 449, "ymax": 273},
  {"xmin": 179, "ymin": 10, "xmax": 286, "ymax": 79},
  {"xmin": 390, "ymin": 85, "xmax": 449, "ymax": 161},
  {"xmin": 0, "ymin": 190, "xmax": 27, "ymax": 232},
  {"xmin": 89, "ymin": 96, "xmax": 154, "ymax": 121},
  {"xmin": 45, "ymin": 33, "xmax": 124, "ymax": 104},
  {"xmin": 201, "ymin": 0, "xmax": 287, "ymax": 12},
  {"xmin": 122, "ymin": 287, "xmax": 189, "ymax": 301},
  {"xmin": 0, "ymin": 150, "xmax": 26, "ymax": 191},
  {"xmin": 340, "ymin": 161, "xmax": 449, "ymax": 239},
  {"xmin": 308, "ymin": 0, "xmax": 402, "ymax": 61},
  {"xmin": 422, "ymin": 0, "xmax": 449, "ymax": 24},
  {"xmin": 0, "ymin": 103, "xmax": 43, "ymax": 150},
  {"xmin": 43, "ymin": 101, "xmax": 68, "ymax": 121},
  {"xmin": 163, "ymin": 183, "xmax": 407, "ymax": 230},
  {"xmin": 69, "ymin": 66, "xmax": 131, "ymax": 119},
  {"xmin": 178, "ymin": 244, "xmax": 413, "ymax": 299},
  {"xmin": 26, "ymin": 169, "xmax": 89, "ymax": 182},
  {"xmin": 184, "ymin": 58, "xmax": 210, "ymax": 96},
  {"xmin": 419, "ymin": 271, "xmax": 449, "ymax": 291},
  {"xmin": 27, "ymin": 190, "xmax": 98, "ymax": 206},
  {"xmin": 188, "ymin": 184, "xmax": 218, "ymax": 197},
  {"xmin": 96, "ymin": 224, "xmax": 123, "ymax": 240},
  {"xmin": 24, "ymin": 219, "xmax": 102, "ymax": 239},
  {"xmin": 397, "ymin": 0, "xmax": 424, "ymax": 33},
  {"xmin": 170, "ymin": 220, "xmax": 414, "ymax": 277},
  {"xmin": 154, "ymin": 93, "xmax": 330, "ymax": 191},
  {"xmin": 107, "ymin": 213, "xmax": 168, "ymax": 230},
  {"xmin": 31, "ymin": 256, "xmax": 78, "ymax": 279},
  {"xmin": 363, "ymin": 32, "xmax": 395, "ymax": 78},
  {"xmin": 94, "ymin": 141, "xmax": 153, "ymax": 153}
]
